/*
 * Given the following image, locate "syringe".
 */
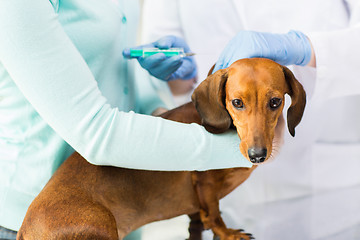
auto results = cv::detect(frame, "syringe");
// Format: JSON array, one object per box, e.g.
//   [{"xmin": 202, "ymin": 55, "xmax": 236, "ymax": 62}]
[{"xmin": 129, "ymin": 48, "xmax": 195, "ymax": 58}]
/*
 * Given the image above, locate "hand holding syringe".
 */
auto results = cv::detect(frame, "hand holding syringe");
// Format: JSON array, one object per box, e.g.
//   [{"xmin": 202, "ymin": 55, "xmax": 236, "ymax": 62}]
[{"xmin": 123, "ymin": 36, "xmax": 197, "ymax": 81}]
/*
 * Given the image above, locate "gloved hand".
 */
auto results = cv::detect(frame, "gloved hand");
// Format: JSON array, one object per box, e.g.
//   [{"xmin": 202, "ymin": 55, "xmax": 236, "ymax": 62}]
[
  {"xmin": 213, "ymin": 30, "xmax": 312, "ymax": 72},
  {"xmin": 123, "ymin": 36, "xmax": 197, "ymax": 81}
]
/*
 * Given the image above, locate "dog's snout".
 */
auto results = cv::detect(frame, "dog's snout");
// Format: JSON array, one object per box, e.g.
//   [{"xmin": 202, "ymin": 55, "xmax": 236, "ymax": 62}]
[{"xmin": 248, "ymin": 147, "xmax": 267, "ymax": 163}]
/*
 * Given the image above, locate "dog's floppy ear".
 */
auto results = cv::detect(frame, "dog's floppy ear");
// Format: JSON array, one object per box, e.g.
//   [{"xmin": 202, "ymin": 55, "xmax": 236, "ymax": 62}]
[
  {"xmin": 191, "ymin": 68, "xmax": 231, "ymax": 133},
  {"xmin": 207, "ymin": 64, "xmax": 216, "ymax": 76},
  {"xmin": 283, "ymin": 66, "xmax": 306, "ymax": 137}
]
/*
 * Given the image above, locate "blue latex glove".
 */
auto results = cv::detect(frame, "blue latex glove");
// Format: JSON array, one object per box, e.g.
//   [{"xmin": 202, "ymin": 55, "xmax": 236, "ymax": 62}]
[
  {"xmin": 213, "ymin": 30, "xmax": 312, "ymax": 72},
  {"xmin": 123, "ymin": 36, "xmax": 197, "ymax": 81}
]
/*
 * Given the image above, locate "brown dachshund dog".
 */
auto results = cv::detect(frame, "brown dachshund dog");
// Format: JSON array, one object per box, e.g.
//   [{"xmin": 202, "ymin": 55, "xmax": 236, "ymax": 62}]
[{"xmin": 17, "ymin": 58, "xmax": 306, "ymax": 240}]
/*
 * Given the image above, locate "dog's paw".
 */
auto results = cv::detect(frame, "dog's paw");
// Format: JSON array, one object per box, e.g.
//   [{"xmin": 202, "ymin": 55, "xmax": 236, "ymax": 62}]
[{"xmin": 213, "ymin": 229, "xmax": 255, "ymax": 240}]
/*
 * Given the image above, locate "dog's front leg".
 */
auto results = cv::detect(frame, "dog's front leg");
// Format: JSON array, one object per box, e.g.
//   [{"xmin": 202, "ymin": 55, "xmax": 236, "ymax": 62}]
[
  {"xmin": 192, "ymin": 171, "xmax": 254, "ymax": 240},
  {"xmin": 187, "ymin": 212, "xmax": 204, "ymax": 240}
]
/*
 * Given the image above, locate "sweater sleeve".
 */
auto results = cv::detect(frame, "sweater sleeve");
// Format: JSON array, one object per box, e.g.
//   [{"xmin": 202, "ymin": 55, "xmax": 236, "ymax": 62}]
[
  {"xmin": 306, "ymin": 1, "xmax": 360, "ymax": 102},
  {"xmin": 0, "ymin": 0, "xmax": 252, "ymax": 171}
]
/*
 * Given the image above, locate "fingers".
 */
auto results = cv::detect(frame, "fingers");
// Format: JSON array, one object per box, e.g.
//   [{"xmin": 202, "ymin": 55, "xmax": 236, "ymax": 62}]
[
  {"xmin": 138, "ymin": 53, "xmax": 168, "ymax": 69},
  {"xmin": 154, "ymin": 35, "xmax": 191, "ymax": 53},
  {"xmin": 154, "ymin": 35, "xmax": 176, "ymax": 49},
  {"xmin": 122, "ymin": 48, "xmax": 131, "ymax": 59},
  {"xmin": 213, "ymin": 50, "xmax": 237, "ymax": 73},
  {"xmin": 160, "ymin": 55, "xmax": 184, "ymax": 73},
  {"xmin": 170, "ymin": 58, "xmax": 197, "ymax": 80},
  {"xmin": 139, "ymin": 54, "xmax": 184, "ymax": 81}
]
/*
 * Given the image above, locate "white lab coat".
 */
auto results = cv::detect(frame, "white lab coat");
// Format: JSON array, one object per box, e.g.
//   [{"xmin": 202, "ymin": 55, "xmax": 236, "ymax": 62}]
[{"xmin": 141, "ymin": 1, "xmax": 360, "ymax": 239}]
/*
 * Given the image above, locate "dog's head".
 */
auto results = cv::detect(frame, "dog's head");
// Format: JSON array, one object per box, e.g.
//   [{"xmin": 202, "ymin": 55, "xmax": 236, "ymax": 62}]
[{"xmin": 191, "ymin": 58, "xmax": 306, "ymax": 164}]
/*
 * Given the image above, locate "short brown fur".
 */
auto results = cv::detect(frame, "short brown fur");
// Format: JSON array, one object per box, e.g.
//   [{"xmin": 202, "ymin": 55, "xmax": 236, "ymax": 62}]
[{"xmin": 17, "ymin": 58, "xmax": 306, "ymax": 240}]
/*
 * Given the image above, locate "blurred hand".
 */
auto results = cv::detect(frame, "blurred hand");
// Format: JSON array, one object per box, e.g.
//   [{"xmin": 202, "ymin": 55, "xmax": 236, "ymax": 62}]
[
  {"xmin": 123, "ymin": 36, "xmax": 197, "ymax": 81},
  {"xmin": 213, "ymin": 30, "xmax": 312, "ymax": 72}
]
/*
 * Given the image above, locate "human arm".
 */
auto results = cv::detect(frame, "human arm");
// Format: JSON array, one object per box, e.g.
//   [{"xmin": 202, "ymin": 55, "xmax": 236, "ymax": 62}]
[
  {"xmin": 0, "ymin": 0, "xmax": 251, "ymax": 170},
  {"xmin": 307, "ymin": 42, "xmax": 316, "ymax": 68},
  {"xmin": 306, "ymin": 19, "xmax": 360, "ymax": 100}
]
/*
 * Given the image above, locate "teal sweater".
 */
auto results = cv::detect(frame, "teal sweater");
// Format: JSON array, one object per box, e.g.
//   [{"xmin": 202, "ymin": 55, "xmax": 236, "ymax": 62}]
[{"xmin": 0, "ymin": 0, "xmax": 251, "ymax": 231}]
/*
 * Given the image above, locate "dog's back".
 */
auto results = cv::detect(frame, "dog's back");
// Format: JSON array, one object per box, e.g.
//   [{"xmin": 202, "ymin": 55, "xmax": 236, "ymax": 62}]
[{"xmin": 18, "ymin": 102, "xmax": 255, "ymax": 240}]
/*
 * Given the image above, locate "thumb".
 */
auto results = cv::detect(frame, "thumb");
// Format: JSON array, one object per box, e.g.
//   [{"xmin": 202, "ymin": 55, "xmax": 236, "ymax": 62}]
[
  {"xmin": 122, "ymin": 48, "xmax": 131, "ymax": 59},
  {"xmin": 154, "ymin": 36, "xmax": 176, "ymax": 49}
]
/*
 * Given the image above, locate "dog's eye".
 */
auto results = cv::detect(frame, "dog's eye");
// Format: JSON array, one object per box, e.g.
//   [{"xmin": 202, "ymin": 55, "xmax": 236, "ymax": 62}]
[
  {"xmin": 232, "ymin": 99, "xmax": 244, "ymax": 109},
  {"xmin": 269, "ymin": 98, "xmax": 282, "ymax": 109}
]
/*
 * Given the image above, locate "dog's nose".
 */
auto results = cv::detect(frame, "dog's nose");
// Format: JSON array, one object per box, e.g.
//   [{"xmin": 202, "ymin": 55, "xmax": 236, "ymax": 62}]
[{"xmin": 248, "ymin": 148, "xmax": 267, "ymax": 163}]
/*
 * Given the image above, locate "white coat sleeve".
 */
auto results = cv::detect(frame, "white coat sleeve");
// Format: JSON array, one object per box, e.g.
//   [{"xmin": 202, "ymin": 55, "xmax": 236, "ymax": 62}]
[
  {"xmin": 307, "ymin": 0, "xmax": 360, "ymax": 101},
  {"xmin": 0, "ymin": 0, "xmax": 252, "ymax": 171},
  {"xmin": 141, "ymin": 0, "xmax": 184, "ymax": 43}
]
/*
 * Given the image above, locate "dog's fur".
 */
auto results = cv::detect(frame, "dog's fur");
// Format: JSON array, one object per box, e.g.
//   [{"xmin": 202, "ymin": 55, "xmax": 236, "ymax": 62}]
[{"xmin": 17, "ymin": 58, "xmax": 306, "ymax": 240}]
